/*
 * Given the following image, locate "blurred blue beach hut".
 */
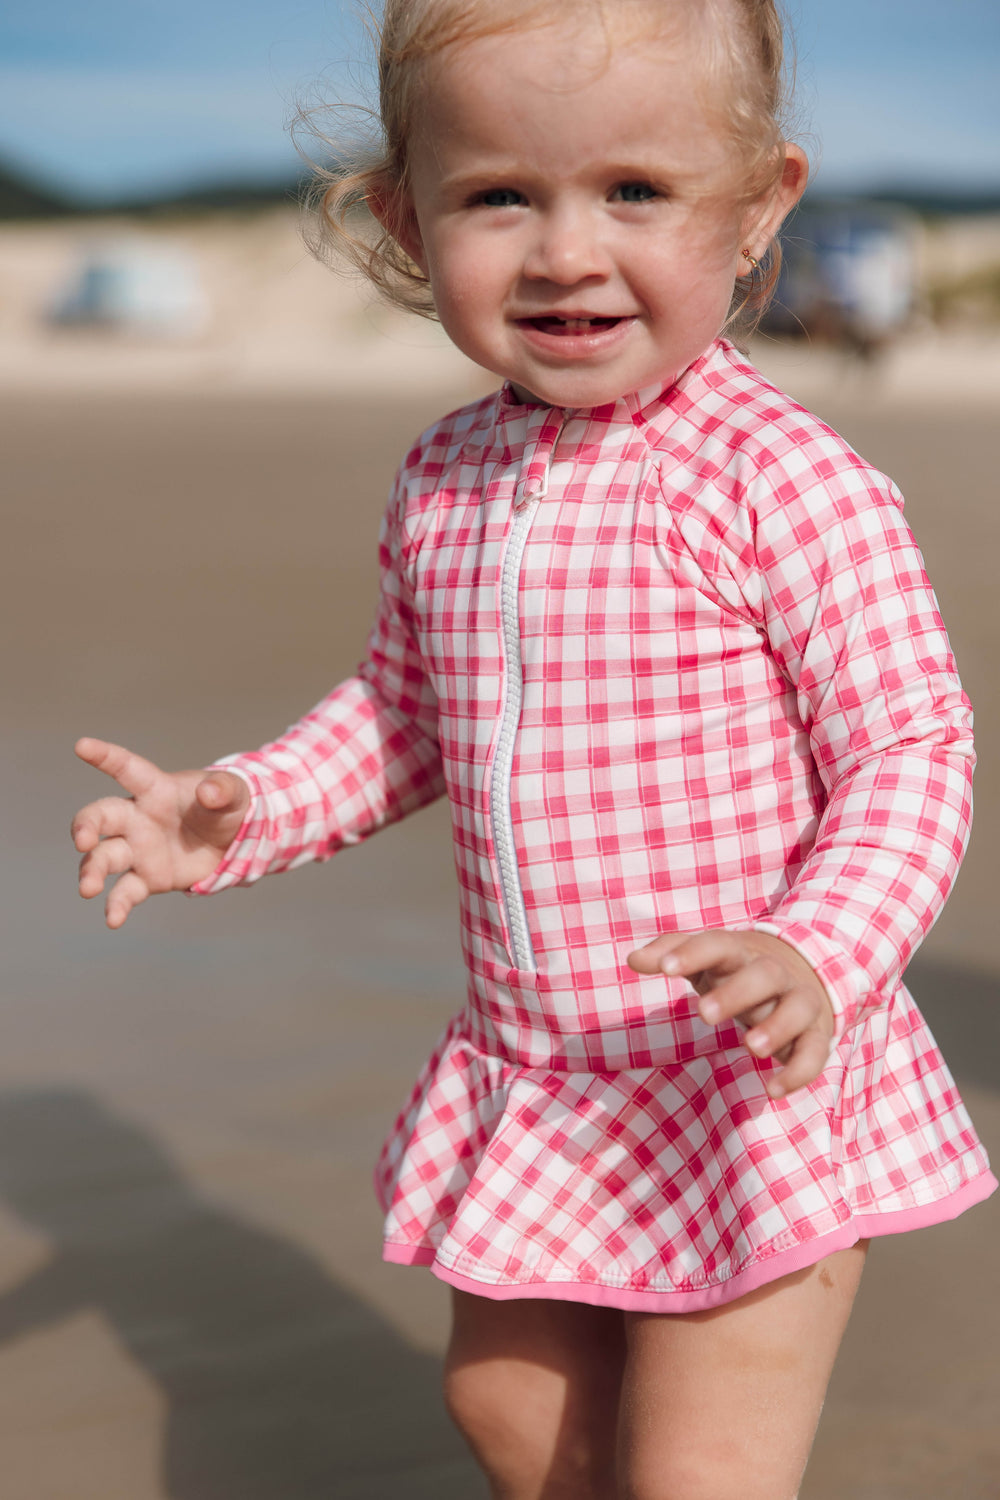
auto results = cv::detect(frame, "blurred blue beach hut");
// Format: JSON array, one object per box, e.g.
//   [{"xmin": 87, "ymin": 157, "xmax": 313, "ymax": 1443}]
[
  {"xmin": 48, "ymin": 240, "xmax": 209, "ymax": 337},
  {"xmin": 766, "ymin": 201, "xmax": 919, "ymax": 355}
]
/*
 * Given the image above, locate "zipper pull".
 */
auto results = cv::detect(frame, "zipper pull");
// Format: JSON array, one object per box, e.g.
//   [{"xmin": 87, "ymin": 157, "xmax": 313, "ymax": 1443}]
[
  {"xmin": 514, "ymin": 410, "xmax": 563, "ymax": 509},
  {"xmin": 513, "ymin": 459, "xmax": 552, "ymax": 510}
]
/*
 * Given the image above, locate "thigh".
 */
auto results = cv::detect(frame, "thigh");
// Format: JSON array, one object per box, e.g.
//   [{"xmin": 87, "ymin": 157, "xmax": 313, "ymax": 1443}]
[
  {"xmin": 445, "ymin": 1290, "xmax": 627, "ymax": 1500},
  {"xmin": 618, "ymin": 1240, "xmax": 870, "ymax": 1500}
]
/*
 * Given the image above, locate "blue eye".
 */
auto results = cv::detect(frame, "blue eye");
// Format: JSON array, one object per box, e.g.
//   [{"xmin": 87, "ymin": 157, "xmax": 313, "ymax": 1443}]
[
  {"xmin": 616, "ymin": 182, "xmax": 657, "ymax": 203},
  {"xmin": 479, "ymin": 187, "xmax": 524, "ymax": 208}
]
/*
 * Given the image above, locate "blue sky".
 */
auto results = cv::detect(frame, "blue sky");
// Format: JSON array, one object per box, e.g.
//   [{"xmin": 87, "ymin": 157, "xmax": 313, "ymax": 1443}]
[{"xmin": 1, "ymin": 0, "xmax": 998, "ymax": 200}]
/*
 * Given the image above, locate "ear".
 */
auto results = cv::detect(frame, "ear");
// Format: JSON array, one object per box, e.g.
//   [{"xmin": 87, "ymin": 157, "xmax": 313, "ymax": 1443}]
[
  {"xmin": 366, "ymin": 177, "xmax": 428, "ymax": 275},
  {"xmin": 742, "ymin": 143, "xmax": 809, "ymax": 260}
]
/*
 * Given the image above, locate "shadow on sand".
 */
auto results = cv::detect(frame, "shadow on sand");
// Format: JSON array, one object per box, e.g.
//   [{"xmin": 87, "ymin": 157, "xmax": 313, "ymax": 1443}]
[{"xmin": 0, "ymin": 1089, "xmax": 484, "ymax": 1500}]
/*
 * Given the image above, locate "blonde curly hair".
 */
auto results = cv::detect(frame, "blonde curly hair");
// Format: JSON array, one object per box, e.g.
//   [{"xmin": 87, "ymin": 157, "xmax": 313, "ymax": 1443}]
[{"xmin": 304, "ymin": 0, "xmax": 800, "ymax": 341}]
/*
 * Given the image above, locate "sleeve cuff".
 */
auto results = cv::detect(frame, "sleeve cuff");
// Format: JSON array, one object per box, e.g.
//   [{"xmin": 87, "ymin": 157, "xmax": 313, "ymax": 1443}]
[{"xmin": 186, "ymin": 764, "xmax": 265, "ymax": 897}]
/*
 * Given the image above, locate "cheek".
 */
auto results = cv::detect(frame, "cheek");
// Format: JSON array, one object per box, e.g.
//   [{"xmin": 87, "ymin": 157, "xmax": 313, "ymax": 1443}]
[
  {"xmin": 633, "ymin": 218, "xmax": 736, "ymax": 295},
  {"xmin": 427, "ymin": 237, "xmax": 504, "ymax": 320},
  {"xmin": 674, "ymin": 208, "xmax": 744, "ymax": 269},
  {"xmin": 418, "ymin": 251, "xmax": 499, "ymax": 358},
  {"xmin": 676, "ymin": 231, "xmax": 743, "ymax": 315}
]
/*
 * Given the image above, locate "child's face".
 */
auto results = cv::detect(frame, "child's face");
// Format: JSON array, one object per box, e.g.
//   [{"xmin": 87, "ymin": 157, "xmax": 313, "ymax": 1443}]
[{"xmin": 389, "ymin": 20, "xmax": 804, "ymax": 407}]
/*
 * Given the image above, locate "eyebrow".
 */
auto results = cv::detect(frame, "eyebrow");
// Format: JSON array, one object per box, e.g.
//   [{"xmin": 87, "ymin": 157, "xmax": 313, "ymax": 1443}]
[{"xmin": 433, "ymin": 157, "xmax": 690, "ymax": 195}]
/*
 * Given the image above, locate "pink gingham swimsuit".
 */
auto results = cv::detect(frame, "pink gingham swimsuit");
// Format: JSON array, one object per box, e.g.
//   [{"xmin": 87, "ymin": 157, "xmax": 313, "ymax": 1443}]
[{"xmin": 195, "ymin": 338, "xmax": 997, "ymax": 1311}]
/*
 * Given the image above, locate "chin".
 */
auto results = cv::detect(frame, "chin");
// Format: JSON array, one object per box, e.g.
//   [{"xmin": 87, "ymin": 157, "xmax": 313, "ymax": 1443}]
[
  {"xmin": 508, "ymin": 358, "xmax": 684, "ymax": 411},
  {"xmin": 510, "ymin": 371, "xmax": 636, "ymax": 410}
]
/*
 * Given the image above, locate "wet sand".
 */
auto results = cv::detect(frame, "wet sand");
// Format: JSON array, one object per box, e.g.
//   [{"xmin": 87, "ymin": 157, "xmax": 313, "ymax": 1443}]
[{"xmin": 3, "ymin": 381, "xmax": 998, "ymax": 1497}]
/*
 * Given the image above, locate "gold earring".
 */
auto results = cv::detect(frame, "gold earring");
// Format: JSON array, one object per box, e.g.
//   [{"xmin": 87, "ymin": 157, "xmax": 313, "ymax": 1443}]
[{"xmin": 741, "ymin": 248, "xmax": 760, "ymax": 273}]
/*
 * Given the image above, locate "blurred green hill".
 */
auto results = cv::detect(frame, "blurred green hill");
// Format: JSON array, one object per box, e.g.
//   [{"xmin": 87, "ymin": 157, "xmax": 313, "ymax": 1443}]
[
  {"xmin": 1, "ymin": 152, "xmax": 998, "ymax": 223},
  {"xmin": 0, "ymin": 158, "xmax": 77, "ymax": 218},
  {"xmin": 0, "ymin": 157, "xmax": 308, "ymax": 220},
  {"xmin": 804, "ymin": 186, "xmax": 1000, "ymax": 220}
]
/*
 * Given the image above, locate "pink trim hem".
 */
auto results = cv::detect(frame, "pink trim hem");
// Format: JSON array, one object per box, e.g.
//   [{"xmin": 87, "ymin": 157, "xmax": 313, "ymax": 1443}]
[{"xmin": 382, "ymin": 1170, "xmax": 998, "ymax": 1313}]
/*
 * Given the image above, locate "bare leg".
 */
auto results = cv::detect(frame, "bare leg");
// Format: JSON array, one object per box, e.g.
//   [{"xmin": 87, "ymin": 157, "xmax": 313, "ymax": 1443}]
[
  {"xmin": 443, "ymin": 1289, "xmax": 627, "ymax": 1499},
  {"xmin": 618, "ymin": 1240, "xmax": 870, "ymax": 1500}
]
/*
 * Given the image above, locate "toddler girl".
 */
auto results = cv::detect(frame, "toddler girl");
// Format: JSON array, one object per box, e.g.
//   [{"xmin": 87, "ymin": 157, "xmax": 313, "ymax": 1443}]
[{"xmin": 72, "ymin": 1, "xmax": 997, "ymax": 1495}]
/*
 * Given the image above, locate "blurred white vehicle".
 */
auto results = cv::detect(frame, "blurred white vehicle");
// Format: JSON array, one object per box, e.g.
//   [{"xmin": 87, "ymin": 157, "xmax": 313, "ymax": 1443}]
[
  {"xmin": 766, "ymin": 201, "xmax": 919, "ymax": 356},
  {"xmin": 48, "ymin": 240, "xmax": 209, "ymax": 337}
]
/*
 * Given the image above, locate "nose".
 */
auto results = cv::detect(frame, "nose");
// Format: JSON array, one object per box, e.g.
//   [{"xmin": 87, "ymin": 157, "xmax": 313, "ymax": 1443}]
[{"xmin": 523, "ymin": 203, "xmax": 611, "ymax": 285}]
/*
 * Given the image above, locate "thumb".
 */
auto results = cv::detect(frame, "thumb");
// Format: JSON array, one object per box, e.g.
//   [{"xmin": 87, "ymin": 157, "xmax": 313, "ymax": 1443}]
[{"xmin": 195, "ymin": 770, "xmax": 249, "ymax": 817}]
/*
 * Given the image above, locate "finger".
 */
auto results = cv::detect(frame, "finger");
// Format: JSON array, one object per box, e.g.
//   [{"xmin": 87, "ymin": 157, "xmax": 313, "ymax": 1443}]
[
  {"xmin": 78, "ymin": 837, "xmax": 133, "ymax": 899},
  {"xmin": 658, "ymin": 931, "xmax": 753, "ymax": 982},
  {"xmin": 195, "ymin": 771, "xmax": 249, "ymax": 815},
  {"xmin": 741, "ymin": 986, "xmax": 819, "ymax": 1059},
  {"xmin": 733, "ymin": 998, "xmax": 778, "ymax": 1032},
  {"xmin": 698, "ymin": 953, "xmax": 793, "ymax": 1025},
  {"xmin": 72, "ymin": 796, "xmax": 136, "ymax": 852},
  {"xmin": 764, "ymin": 1027, "xmax": 833, "ymax": 1099},
  {"xmin": 626, "ymin": 930, "xmax": 702, "ymax": 975},
  {"xmin": 105, "ymin": 870, "xmax": 150, "ymax": 930},
  {"xmin": 627, "ymin": 930, "xmax": 738, "ymax": 978},
  {"xmin": 75, "ymin": 738, "xmax": 162, "ymax": 799}
]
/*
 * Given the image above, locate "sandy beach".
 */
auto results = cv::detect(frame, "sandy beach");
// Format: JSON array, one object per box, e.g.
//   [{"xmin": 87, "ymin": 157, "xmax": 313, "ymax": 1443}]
[{"xmin": 2, "ymin": 213, "xmax": 999, "ymax": 1496}]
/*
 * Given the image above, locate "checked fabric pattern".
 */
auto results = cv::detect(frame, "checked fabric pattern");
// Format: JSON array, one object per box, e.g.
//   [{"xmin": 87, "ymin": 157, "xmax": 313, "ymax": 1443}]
[{"xmin": 193, "ymin": 339, "xmax": 995, "ymax": 1308}]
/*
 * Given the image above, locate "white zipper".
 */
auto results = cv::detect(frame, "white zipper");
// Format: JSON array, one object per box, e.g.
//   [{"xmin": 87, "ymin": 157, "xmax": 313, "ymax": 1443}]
[{"xmin": 491, "ymin": 491, "xmax": 539, "ymax": 972}]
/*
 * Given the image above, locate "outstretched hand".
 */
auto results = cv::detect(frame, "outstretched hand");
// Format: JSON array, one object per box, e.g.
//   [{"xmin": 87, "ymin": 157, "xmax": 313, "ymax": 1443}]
[
  {"xmin": 627, "ymin": 929, "xmax": 835, "ymax": 1098},
  {"xmin": 72, "ymin": 738, "xmax": 250, "ymax": 929}
]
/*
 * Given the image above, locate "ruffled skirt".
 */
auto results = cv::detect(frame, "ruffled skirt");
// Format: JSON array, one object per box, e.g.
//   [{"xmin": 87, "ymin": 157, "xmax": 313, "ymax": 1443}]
[{"xmin": 375, "ymin": 986, "xmax": 996, "ymax": 1312}]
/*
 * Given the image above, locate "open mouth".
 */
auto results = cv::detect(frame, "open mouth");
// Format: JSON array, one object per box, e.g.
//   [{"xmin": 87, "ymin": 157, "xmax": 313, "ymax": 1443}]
[{"xmin": 521, "ymin": 315, "xmax": 625, "ymax": 336}]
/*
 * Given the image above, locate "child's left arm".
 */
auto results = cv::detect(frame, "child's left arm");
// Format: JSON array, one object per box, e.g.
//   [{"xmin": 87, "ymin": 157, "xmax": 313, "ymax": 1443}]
[{"xmin": 631, "ymin": 459, "xmax": 975, "ymax": 1097}]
